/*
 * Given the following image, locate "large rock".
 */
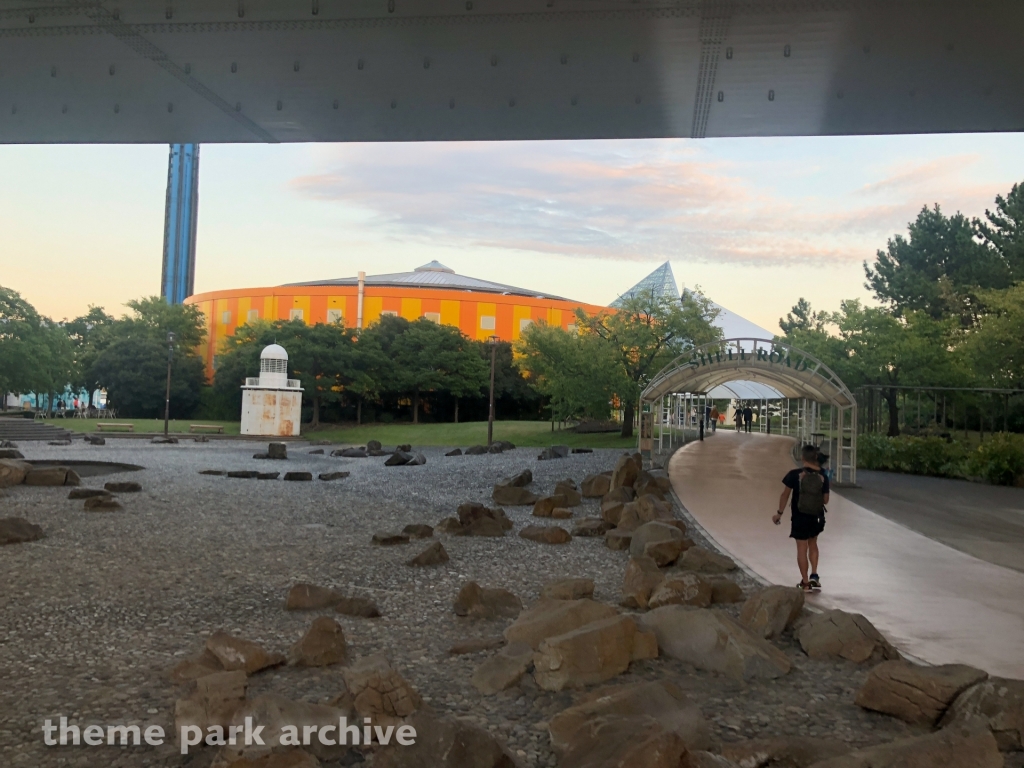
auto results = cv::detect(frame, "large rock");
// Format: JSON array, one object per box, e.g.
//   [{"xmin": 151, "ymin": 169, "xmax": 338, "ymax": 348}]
[
  {"xmin": 373, "ymin": 709, "xmax": 523, "ymax": 768},
  {"xmin": 373, "ymin": 531, "xmax": 411, "ymax": 545},
  {"xmin": 267, "ymin": 442, "xmax": 288, "ymax": 459},
  {"xmin": 610, "ymin": 455, "xmax": 640, "ymax": 489},
  {"xmin": 68, "ymin": 487, "xmax": 111, "ymax": 499},
  {"xmin": 406, "ymin": 541, "xmax": 449, "ymax": 566},
  {"xmin": 739, "ymin": 586, "xmax": 806, "ymax": 640},
  {"xmin": 403, "ymin": 523, "xmax": 434, "ymax": 538},
  {"xmin": 939, "ymin": 676, "xmax": 1024, "ymax": 751},
  {"xmin": 629, "ymin": 521, "xmax": 684, "ymax": 560},
  {"xmin": 580, "ymin": 474, "xmax": 611, "ymax": 498},
  {"xmin": 677, "ymin": 546, "xmax": 737, "ymax": 573},
  {"xmin": 505, "ymin": 469, "xmax": 533, "ymax": 486},
  {"xmin": 533, "ymin": 615, "xmax": 653, "ymax": 691},
  {"xmin": 471, "ymin": 642, "xmax": 534, "ymax": 694},
  {"xmin": 639, "ymin": 607, "xmax": 791, "ymax": 680},
  {"xmin": 206, "ymin": 631, "xmax": 285, "ymax": 674},
  {"xmin": 572, "ymin": 519, "xmax": 614, "ymax": 537},
  {"xmin": 519, "ymin": 525, "xmax": 572, "ymax": 545},
  {"xmin": 319, "ymin": 471, "xmax": 349, "ymax": 481},
  {"xmin": 168, "ymin": 648, "xmax": 225, "ymax": 683},
  {"xmin": 541, "ymin": 578, "xmax": 595, "ymax": 601},
  {"xmin": 620, "ymin": 556, "xmax": 664, "ymax": 610},
  {"xmin": 104, "ymin": 480, "xmax": 142, "ymax": 493},
  {"xmin": 797, "ymin": 610, "xmax": 899, "ymax": 664},
  {"xmin": 0, "ymin": 448, "xmax": 24, "ymax": 459},
  {"xmin": 709, "ymin": 579, "xmax": 745, "ymax": 604},
  {"xmin": 548, "ymin": 680, "xmax": 712, "ymax": 755},
  {"xmin": 464, "ymin": 444, "xmax": 489, "ymax": 455},
  {"xmin": 222, "ymin": 694, "xmax": 351, "ymax": 762},
  {"xmin": 283, "ymin": 471, "xmax": 313, "ymax": 481},
  {"xmin": 0, "ymin": 458, "xmax": 31, "ymax": 487},
  {"xmin": 604, "ymin": 528, "xmax": 633, "ymax": 551},
  {"xmin": 285, "ymin": 583, "xmax": 341, "ymax": 610},
  {"xmin": 856, "ymin": 660, "xmax": 988, "ymax": 726},
  {"xmin": 367, "ymin": 439, "xmax": 383, "ymax": 451},
  {"xmin": 492, "ymin": 485, "xmax": 539, "ymax": 506},
  {"xmin": 334, "ymin": 447, "xmax": 367, "ymax": 458},
  {"xmin": 504, "ymin": 598, "xmax": 619, "ymax": 650},
  {"xmin": 458, "ymin": 502, "xmax": 513, "ymax": 532},
  {"xmin": 532, "ymin": 494, "xmax": 568, "ymax": 517},
  {"xmin": 341, "ymin": 654, "xmax": 422, "ymax": 727},
  {"xmin": 174, "ymin": 670, "xmax": 248, "ymax": 736},
  {"xmin": 808, "ymin": 724, "xmax": 1002, "ymax": 768},
  {"xmin": 647, "ymin": 573, "xmax": 713, "ymax": 609},
  {"xmin": 335, "ymin": 596, "xmax": 381, "ymax": 618},
  {"xmin": 556, "ymin": 715, "xmax": 689, "ymax": 768},
  {"xmin": 445, "ymin": 447, "xmax": 463, "ymax": 456},
  {"xmin": 454, "ymin": 582, "xmax": 523, "ymax": 620},
  {"xmin": 0, "ymin": 517, "xmax": 45, "ymax": 545},
  {"xmin": 554, "ymin": 480, "xmax": 583, "ymax": 507},
  {"xmin": 721, "ymin": 736, "xmax": 851, "ymax": 767},
  {"xmin": 449, "ymin": 636, "xmax": 506, "ymax": 655},
  {"xmin": 83, "ymin": 496, "xmax": 123, "ymax": 511},
  {"xmin": 614, "ymin": 502, "xmax": 642, "ymax": 532},
  {"xmin": 644, "ymin": 538, "xmax": 691, "ymax": 567},
  {"xmin": 288, "ymin": 617, "xmax": 348, "ymax": 667},
  {"xmin": 636, "ymin": 495, "xmax": 674, "ymax": 523},
  {"xmin": 25, "ymin": 466, "xmax": 71, "ymax": 486}
]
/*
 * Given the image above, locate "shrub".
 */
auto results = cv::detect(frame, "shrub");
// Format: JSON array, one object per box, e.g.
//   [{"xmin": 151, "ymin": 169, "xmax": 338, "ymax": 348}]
[
  {"xmin": 857, "ymin": 434, "xmax": 968, "ymax": 478},
  {"xmin": 967, "ymin": 433, "xmax": 1024, "ymax": 486}
]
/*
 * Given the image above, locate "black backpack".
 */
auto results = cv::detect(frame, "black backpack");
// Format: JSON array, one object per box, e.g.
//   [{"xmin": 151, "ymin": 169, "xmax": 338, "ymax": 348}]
[{"xmin": 797, "ymin": 470, "xmax": 825, "ymax": 516}]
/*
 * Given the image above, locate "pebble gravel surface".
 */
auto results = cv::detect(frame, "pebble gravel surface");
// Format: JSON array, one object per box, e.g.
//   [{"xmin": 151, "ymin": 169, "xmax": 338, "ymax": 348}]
[{"xmin": 0, "ymin": 438, "xmax": 979, "ymax": 767}]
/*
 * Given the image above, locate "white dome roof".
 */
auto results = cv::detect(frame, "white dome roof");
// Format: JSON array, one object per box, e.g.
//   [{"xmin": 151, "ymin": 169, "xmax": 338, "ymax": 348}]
[{"xmin": 260, "ymin": 343, "xmax": 288, "ymax": 360}]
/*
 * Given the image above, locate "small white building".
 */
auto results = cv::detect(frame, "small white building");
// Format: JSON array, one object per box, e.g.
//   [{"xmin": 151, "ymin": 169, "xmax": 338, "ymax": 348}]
[{"xmin": 240, "ymin": 344, "xmax": 303, "ymax": 436}]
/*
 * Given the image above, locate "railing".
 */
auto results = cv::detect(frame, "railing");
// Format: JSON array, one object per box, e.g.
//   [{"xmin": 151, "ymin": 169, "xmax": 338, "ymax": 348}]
[{"xmin": 244, "ymin": 377, "xmax": 302, "ymax": 388}]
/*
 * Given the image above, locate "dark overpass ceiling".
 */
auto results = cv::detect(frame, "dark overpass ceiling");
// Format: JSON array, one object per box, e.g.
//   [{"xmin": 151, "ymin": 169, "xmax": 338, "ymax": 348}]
[{"xmin": 1, "ymin": 0, "xmax": 1022, "ymax": 144}]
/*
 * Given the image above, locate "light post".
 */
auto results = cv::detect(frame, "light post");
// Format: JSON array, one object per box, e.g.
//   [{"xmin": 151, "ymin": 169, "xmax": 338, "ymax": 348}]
[
  {"xmin": 163, "ymin": 331, "xmax": 175, "ymax": 438},
  {"xmin": 487, "ymin": 335, "xmax": 498, "ymax": 446}
]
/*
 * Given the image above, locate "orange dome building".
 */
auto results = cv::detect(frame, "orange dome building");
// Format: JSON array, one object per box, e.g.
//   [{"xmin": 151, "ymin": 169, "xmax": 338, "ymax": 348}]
[{"xmin": 186, "ymin": 261, "xmax": 608, "ymax": 376}]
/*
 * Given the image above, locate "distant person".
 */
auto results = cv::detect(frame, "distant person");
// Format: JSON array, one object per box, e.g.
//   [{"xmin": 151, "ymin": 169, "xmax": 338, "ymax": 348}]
[
  {"xmin": 733, "ymin": 406, "xmax": 743, "ymax": 432},
  {"xmin": 709, "ymin": 405, "xmax": 720, "ymax": 433},
  {"xmin": 773, "ymin": 444, "xmax": 829, "ymax": 592},
  {"xmin": 72, "ymin": 397, "xmax": 79, "ymax": 410},
  {"xmin": 743, "ymin": 406, "xmax": 753, "ymax": 433}
]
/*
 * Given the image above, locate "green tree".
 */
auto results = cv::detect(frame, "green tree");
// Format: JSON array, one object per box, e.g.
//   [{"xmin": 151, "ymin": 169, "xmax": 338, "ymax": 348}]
[
  {"xmin": 965, "ymin": 283, "xmax": 1024, "ymax": 388},
  {"xmin": 576, "ymin": 289, "xmax": 721, "ymax": 437},
  {"xmin": 0, "ymin": 286, "xmax": 46, "ymax": 402},
  {"xmin": 864, "ymin": 205, "xmax": 1008, "ymax": 324},
  {"xmin": 514, "ymin": 322, "xmax": 620, "ymax": 422},
  {"xmin": 90, "ymin": 298, "xmax": 206, "ymax": 418},
  {"xmin": 976, "ymin": 181, "xmax": 1024, "ymax": 283},
  {"xmin": 385, "ymin": 317, "xmax": 488, "ymax": 423}
]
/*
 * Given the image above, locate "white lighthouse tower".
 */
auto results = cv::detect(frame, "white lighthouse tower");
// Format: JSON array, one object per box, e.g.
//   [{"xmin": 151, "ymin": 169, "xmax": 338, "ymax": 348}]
[{"xmin": 240, "ymin": 344, "xmax": 303, "ymax": 436}]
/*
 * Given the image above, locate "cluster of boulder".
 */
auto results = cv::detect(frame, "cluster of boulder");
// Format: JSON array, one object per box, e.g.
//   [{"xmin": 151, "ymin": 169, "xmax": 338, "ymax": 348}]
[
  {"xmin": 200, "ymin": 469, "xmax": 346, "ymax": 482},
  {"xmin": 447, "ymin": 440, "xmax": 515, "ymax": 457},
  {"xmin": 367, "ymin": 524, "xmax": 451, "ymax": 566},
  {"xmin": 1, "ymin": 456, "xmax": 82, "ymax": 488},
  {"xmin": 67, "ymin": 479, "xmax": 141, "ymax": 511}
]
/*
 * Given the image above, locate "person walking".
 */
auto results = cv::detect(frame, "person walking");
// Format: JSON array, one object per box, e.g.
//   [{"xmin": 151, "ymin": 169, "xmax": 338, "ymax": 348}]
[
  {"xmin": 733, "ymin": 404, "xmax": 743, "ymax": 432},
  {"xmin": 743, "ymin": 405, "xmax": 753, "ymax": 433},
  {"xmin": 772, "ymin": 444, "xmax": 829, "ymax": 591},
  {"xmin": 709, "ymin": 405, "xmax": 719, "ymax": 433}
]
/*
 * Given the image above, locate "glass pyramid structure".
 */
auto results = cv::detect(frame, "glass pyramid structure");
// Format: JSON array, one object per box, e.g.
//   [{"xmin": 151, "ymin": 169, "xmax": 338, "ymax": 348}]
[{"xmin": 609, "ymin": 261, "xmax": 678, "ymax": 307}]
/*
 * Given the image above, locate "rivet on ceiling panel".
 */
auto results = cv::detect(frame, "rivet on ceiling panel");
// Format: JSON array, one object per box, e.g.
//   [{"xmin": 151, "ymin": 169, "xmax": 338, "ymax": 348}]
[
  {"xmin": 491, "ymin": 55, "xmax": 498, "ymax": 66},
  {"xmin": 312, "ymin": 0, "xmax": 319, "ymax": 15},
  {"xmin": 768, "ymin": 90, "xmax": 774, "ymax": 101},
  {"xmin": 561, "ymin": 54, "xmax": 568, "ymax": 65},
  {"xmin": 168, "ymin": 103, "xmax": 174, "ymax": 113},
  {"xmin": 11, "ymin": 106, "xmax": 16, "ymax": 115},
  {"xmin": 466, "ymin": 0, "xmax": 473, "ymax": 9},
  {"xmin": 424, "ymin": 58, "xmax": 431, "ymax": 69},
  {"xmin": 717, "ymin": 91, "xmax": 724, "ymax": 102},
  {"xmin": 571, "ymin": 96, "xmax": 577, "ymax": 106},
  {"xmin": 113, "ymin": 9, "xmax": 120, "ymax": 20},
  {"xmin": 784, "ymin": 44, "xmax": 791, "ymax": 57},
  {"xmin": 388, "ymin": 0, "xmax": 395, "ymax": 12},
  {"xmin": 114, "ymin": 104, "xmax": 120, "ymax": 113},
  {"xmin": 391, "ymin": 99, "xmax": 397, "ymax": 108},
  {"xmin": 165, "ymin": 6, "xmax": 173, "ymax": 20},
  {"xmin": 109, "ymin": 65, "xmax": 116, "ymax": 76},
  {"xmin": 294, "ymin": 61, "xmax": 301, "ymax": 72},
  {"xmin": 333, "ymin": 99, "xmax": 339, "ymax": 109},
  {"xmin": 231, "ymin": 62, "xmax": 238, "ymax": 73},
  {"xmin": 726, "ymin": 47, "xmax": 733, "ymax": 59},
  {"xmin": 235, "ymin": 102, "xmax": 241, "ymax": 111},
  {"xmin": 277, "ymin": 100, "xmax": 283, "ymax": 111},
  {"xmin": 238, "ymin": 2, "xmax": 244, "ymax": 18},
  {"xmin": 51, "ymin": 66, "xmax": 57, "ymax": 78},
  {"xmin": 62, "ymin": 104, "xmax": 67, "ymax": 114},
  {"xmin": 358, "ymin": 59, "xmax": 364, "ymax": 70},
  {"xmin": 28, "ymin": 13, "xmax": 35, "ymax": 23},
  {"xmin": 633, "ymin": 52, "xmax": 640, "ymax": 63}
]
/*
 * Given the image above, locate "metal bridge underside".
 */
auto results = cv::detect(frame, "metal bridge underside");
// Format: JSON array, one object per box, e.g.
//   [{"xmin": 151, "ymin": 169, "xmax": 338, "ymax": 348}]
[{"xmin": 2, "ymin": 0, "xmax": 1023, "ymax": 144}]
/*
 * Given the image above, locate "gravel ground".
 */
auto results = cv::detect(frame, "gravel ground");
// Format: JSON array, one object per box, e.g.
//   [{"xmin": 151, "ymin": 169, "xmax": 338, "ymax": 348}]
[{"xmin": 0, "ymin": 438, "xmax": 986, "ymax": 768}]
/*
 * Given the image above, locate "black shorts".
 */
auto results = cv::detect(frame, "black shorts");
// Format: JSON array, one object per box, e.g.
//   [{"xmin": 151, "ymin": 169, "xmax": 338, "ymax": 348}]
[{"xmin": 790, "ymin": 511, "xmax": 825, "ymax": 540}]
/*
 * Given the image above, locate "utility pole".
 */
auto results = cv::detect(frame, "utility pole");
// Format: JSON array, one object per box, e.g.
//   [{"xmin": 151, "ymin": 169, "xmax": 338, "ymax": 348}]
[
  {"xmin": 487, "ymin": 335, "xmax": 498, "ymax": 446},
  {"xmin": 163, "ymin": 332, "xmax": 175, "ymax": 438}
]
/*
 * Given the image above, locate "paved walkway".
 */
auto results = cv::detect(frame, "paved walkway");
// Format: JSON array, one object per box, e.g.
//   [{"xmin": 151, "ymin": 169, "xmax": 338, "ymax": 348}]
[
  {"xmin": 841, "ymin": 470, "xmax": 1024, "ymax": 573},
  {"xmin": 668, "ymin": 431, "xmax": 1024, "ymax": 678}
]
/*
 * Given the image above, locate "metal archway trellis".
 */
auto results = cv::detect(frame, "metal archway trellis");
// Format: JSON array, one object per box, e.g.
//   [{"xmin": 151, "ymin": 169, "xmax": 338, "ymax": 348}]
[{"xmin": 640, "ymin": 337, "xmax": 859, "ymax": 485}]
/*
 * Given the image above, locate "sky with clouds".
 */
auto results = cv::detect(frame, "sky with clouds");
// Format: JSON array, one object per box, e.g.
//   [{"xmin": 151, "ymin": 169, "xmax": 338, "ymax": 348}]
[{"xmin": 2, "ymin": 132, "xmax": 1022, "ymax": 333}]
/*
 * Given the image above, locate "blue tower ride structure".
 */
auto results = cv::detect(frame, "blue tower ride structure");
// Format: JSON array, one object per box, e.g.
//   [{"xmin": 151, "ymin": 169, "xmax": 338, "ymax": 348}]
[{"xmin": 161, "ymin": 144, "xmax": 200, "ymax": 305}]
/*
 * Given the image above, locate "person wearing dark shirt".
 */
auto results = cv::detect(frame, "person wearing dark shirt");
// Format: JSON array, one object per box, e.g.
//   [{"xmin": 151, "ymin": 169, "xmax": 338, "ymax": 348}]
[
  {"xmin": 742, "ymin": 406, "xmax": 753, "ymax": 433},
  {"xmin": 772, "ymin": 444, "xmax": 830, "ymax": 591}
]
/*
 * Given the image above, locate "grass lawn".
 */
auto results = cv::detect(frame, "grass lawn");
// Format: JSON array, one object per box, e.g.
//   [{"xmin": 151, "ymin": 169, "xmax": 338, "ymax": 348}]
[{"xmin": 42, "ymin": 418, "xmax": 637, "ymax": 449}]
